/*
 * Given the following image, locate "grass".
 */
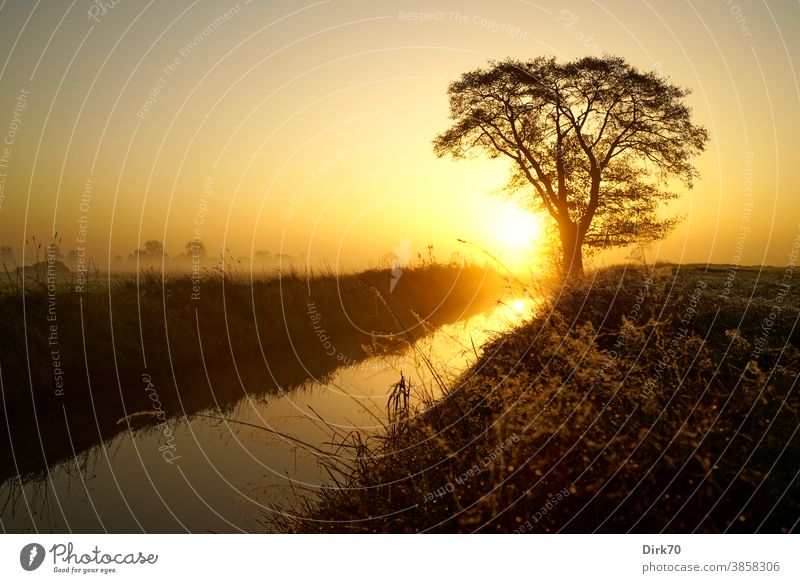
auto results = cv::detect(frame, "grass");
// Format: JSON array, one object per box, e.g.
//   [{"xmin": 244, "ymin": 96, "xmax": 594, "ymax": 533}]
[
  {"xmin": 0, "ymin": 261, "xmax": 505, "ymax": 484},
  {"xmin": 275, "ymin": 263, "xmax": 800, "ymax": 533}
]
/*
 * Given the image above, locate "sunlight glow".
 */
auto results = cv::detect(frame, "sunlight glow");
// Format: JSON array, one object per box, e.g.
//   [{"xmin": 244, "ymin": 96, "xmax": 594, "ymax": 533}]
[{"xmin": 475, "ymin": 198, "xmax": 549, "ymax": 273}]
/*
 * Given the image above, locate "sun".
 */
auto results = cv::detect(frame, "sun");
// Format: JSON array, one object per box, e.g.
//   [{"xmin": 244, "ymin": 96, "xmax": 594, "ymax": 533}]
[
  {"xmin": 497, "ymin": 212, "xmax": 540, "ymax": 249},
  {"xmin": 479, "ymin": 199, "xmax": 548, "ymax": 271}
]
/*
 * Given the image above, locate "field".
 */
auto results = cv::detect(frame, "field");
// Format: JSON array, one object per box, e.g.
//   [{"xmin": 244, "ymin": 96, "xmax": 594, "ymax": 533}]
[
  {"xmin": 278, "ymin": 264, "xmax": 800, "ymax": 533},
  {"xmin": 0, "ymin": 263, "xmax": 504, "ymax": 486}
]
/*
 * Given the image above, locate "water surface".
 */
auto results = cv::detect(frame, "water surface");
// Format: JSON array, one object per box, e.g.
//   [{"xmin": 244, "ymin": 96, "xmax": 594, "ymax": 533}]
[{"xmin": 0, "ymin": 298, "xmax": 533, "ymax": 532}]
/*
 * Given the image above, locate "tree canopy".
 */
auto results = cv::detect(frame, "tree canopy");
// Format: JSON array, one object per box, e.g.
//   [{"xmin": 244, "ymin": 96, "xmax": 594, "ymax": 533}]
[{"xmin": 434, "ymin": 55, "xmax": 709, "ymax": 276}]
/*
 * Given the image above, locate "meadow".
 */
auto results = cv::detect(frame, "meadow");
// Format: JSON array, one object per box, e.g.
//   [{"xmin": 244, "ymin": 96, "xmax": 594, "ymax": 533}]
[
  {"xmin": 0, "ymin": 262, "xmax": 504, "ymax": 486},
  {"xmin": 277, "ymin": 264, "xmax": 800, "ymax": 533}
]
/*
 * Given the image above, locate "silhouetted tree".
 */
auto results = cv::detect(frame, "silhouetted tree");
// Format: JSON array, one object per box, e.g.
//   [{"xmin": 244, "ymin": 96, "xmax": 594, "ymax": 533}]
[
  {"xmin": 129, "ymin": 240, "xmax": 168, "ymax": 266},
  {"xmin": 184, "ymin": 239, "xmax": 206, "ymax": 258},
  {"xmin": 434, "ymin": 56, "xmax": 709, "ymax": 278},
  {"xmin": 143, "ymin": 240, "xmax": 166, "ymax": 257}
]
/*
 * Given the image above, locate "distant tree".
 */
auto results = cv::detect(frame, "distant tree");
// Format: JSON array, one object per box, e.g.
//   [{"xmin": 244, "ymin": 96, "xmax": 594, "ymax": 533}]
[
  {"xmin": 143, "ymin": 240, "xmax": 166, "ymax": 257},
  {"xmin": 129, "ymin": 240, "xmax": 168, "ymax": 266},
  {"xmin": 434, "ymin": 55, "xmax": 709, "ymax": 278},
  {"xmin": 184, "ymin": 239, "xmax": 206, "ymax": 258}
]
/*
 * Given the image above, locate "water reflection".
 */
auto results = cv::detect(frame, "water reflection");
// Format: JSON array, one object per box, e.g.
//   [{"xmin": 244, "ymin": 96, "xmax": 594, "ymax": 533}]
[{"xmin": 0, "ymin": 298, "xmax": 534, "ymax": 533}]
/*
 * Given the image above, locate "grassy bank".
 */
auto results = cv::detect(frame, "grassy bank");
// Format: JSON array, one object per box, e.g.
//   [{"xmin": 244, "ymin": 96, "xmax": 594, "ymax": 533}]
[
  {"xmin": 279, "ymin": 264, "xmax": 800, "ymax": 533},
  {"xmin": 0, "ymin": 263, "xmax": 504, "ymax": 483}
]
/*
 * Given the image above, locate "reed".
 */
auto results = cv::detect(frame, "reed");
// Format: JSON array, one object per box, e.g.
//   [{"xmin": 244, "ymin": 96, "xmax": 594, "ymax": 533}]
[
  {"xmin": 277, "ymin": 264, "xmax": 800, "ymax": 533},
  {"xmin": 0, "ymin": 261, "xmax": 505, "ymax": 485}
]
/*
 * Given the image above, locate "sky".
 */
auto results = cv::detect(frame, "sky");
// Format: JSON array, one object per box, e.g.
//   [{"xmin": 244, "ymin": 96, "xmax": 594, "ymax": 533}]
[{"xmin": 0, "ymin": 0, "xmax": 797, "ymax": 273}]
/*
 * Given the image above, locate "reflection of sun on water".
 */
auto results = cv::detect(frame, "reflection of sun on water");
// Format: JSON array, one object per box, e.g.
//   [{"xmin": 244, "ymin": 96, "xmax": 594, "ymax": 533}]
[{"xmin": 506, "ymin": 297, "xmax": 539, "ymax": 320}]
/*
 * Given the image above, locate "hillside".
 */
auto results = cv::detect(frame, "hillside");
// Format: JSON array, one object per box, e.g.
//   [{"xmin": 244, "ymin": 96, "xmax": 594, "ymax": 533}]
[{"xmin": 281, "ymin": 264, "xmax": 800, "ymax": 533}]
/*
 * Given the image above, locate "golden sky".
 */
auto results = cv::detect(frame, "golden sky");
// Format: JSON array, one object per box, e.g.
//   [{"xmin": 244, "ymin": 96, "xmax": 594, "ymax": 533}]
[{"xmin": 0, "ymin": 0, "xmax": 797, "ymax": 272}]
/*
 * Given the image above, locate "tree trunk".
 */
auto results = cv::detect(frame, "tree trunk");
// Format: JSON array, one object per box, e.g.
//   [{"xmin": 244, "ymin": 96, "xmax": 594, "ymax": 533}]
[{"xmin": 558, "ymin": 220, "xmax": 584, "ymax": 279}]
